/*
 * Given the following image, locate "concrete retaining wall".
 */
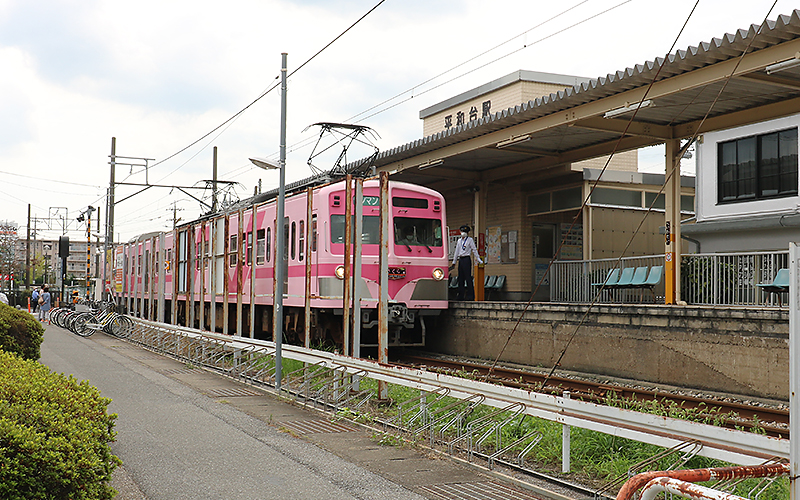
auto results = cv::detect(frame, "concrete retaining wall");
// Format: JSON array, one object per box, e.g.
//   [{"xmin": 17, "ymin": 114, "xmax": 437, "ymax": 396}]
[{"xmin": 431, "ymin": 303, "xmax": 788, "ymax": 400}]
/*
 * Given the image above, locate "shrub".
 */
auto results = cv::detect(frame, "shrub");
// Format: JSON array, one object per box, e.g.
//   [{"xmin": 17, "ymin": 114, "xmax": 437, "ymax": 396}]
[
  {"xmin": 0, "ymin": 303, "xmax": 43, "ymax": 360},
  {"xmin": 0, "ymin": 351, "xmax": 121, "ymax": 499}
]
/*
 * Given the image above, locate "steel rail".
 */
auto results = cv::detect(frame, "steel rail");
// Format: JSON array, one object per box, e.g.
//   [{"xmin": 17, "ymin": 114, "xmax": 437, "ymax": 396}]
[
  {"xmin": 128, "ymin": 318, "xmax": 788, "ymax": 465},
  {"xmin": 398, "ymin": 354, "xmax": 790, "ymax": 438}
]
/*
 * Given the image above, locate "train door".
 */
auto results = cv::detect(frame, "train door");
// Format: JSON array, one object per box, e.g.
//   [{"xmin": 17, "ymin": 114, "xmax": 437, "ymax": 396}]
[
  {"xmin": 531, "ymin": 223, "xmax": 555, "ymax": 301},
  {"xmin": 311, "ymin": 214, "xmax": 318, "ymax": 297},
  {"xmin": 215, "ymin": 218, "xmax": 225, "ymax": 295},
  {"xmin": 282, "ymin": 216, "xmax": 289, "ymax": 296}
]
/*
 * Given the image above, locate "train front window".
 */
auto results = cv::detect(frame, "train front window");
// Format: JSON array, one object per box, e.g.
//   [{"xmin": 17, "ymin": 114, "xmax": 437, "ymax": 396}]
[
  {"xmin": 394, "ymin": 217, "xmax": 443, "ymax": 247},
  {"xmin": 330, "ymin": 215, "xmax": 380, "ymax": 244}
]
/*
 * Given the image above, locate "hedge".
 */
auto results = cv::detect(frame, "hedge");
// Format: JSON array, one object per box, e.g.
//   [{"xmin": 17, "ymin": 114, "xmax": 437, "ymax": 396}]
[
  {"xmin": 0, "ymin": 303, "xmax": 43, "ymax": 360},
  {"xmin": 0, "ymin": 350, "xmax": 121, "ymax": 499}
]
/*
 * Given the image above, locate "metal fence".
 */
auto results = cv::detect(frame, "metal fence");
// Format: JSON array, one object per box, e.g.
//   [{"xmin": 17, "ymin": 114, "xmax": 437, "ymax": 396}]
[
  {"xmin": 680, "ymin": 251, "xmax": 788, "ymax": 307},
  {"xmin": 550, "ymin": 255, "xmax": 665, "ymax": 304},
  {"xmin": 550, "ymin": 251, "xmax": 789, "ymax": 306}
]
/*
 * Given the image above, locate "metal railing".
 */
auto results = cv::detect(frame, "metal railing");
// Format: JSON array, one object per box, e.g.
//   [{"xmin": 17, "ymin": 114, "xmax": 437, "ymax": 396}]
[
  {"xmin": 124, "ymin": 317, "xmax": 786, "ymax": 467},
  {"xmin": 681, "ymin": 251, "xmax": 788, "ymax": 307},
  {"xmin": 550, "ymin": 254, "xmax": 665, "ymax": 304},
  {"xmin": 550, "ymin": 251, "xmax": 789, "ymax": 307}
]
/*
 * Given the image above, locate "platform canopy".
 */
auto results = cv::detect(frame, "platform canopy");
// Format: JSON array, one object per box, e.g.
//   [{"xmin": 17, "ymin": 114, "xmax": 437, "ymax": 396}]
[{"xmin": 348, "ymin": 10, "xmax": 800, "ymax": 189}]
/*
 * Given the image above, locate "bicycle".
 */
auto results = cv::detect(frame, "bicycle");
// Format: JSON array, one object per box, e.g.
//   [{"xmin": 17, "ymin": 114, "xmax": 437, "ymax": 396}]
[{"xmin": 51, "ymin": 302, "xmax": 135, "ymax": 338}]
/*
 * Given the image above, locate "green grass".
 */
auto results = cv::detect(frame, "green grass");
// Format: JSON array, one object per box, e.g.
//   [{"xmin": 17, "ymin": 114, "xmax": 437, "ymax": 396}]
[
  {"xmin": 324, "ymin": 376, "xmax": 788, "ymax": 498},
  {"xmin": 247, "ymin": 358, "xmax": 788, "ymax": 499}
]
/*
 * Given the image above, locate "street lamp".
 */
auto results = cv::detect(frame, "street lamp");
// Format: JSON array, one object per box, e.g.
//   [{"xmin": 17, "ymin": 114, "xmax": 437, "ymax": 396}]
[
  {"xmin": 248, "ymin": 52, "xmax": 288, "ymax": 391},
  {"xmin": 249, "ymin": 156, "xmax": 285, "ymax": 392}
]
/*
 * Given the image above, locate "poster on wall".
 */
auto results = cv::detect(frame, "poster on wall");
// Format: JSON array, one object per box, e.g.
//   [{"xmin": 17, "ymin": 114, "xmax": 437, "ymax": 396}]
[
  {"xmin": 114, "ymin": 252, "xmax": 124, "ymax": 293},
  {"xmin": 486, "ymin": 226, "xmax": 502, "ymax": 264},
  {"xmin": 535, "ymin": 263, "xmax": 550, "ymax": 285},
  {"xmin": 501, "ymin": 230, "xmax": 518, "ymax": 263},
  {"xmin": 559, "ymin": 223, "xmax": 583, "ymax": 260}
]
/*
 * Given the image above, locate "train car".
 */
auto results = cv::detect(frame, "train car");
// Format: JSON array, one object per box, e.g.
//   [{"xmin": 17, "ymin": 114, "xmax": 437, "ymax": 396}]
[{"xmin": 112, "ymin": 177, "xmax": 449, "ymax": 348}]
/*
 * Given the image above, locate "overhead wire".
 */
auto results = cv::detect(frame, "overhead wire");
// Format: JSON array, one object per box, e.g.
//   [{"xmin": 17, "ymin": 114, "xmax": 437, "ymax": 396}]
[
  {"xmin": 351, "ymin": 0, "xmax": 634, "ymax": 124},
  {"xmin": 144, "ymin": 0, "xmax": 627, "ymax": 187},
  {"xmin": 0, "ymin": 169, "xmax": 102, "ymax": 189},
  {"xmin": 345, "ymin": 0, "xmax": 590, "ymax": 123},
  {"xmin": 109, "ymin": 0, "xmax": 391, "ymax": 231},
  {"xmin": 147, "ymin": 0, "xmax": 388, "ymax": 177},
  {"xmin": 248, "ymin": 0, "xmax": 634, "ymax": 178}
]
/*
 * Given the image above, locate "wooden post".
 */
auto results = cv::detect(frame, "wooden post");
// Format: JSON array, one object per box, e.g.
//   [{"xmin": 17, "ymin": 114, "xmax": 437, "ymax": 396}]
[
  {"xmin": 236, "ymin": 209, "xmax": 244, "ymax": 336},
  {"xmin": 378, "ymin": 172, "xmax": 390, "ymax": 401},
  {"xmin": 223, "ymin": 216, "xmax": 230, "ymax": 335},
  {"xmin": 664, "ymin": 139, "xmax": 681, "ymax": 304},
  {"xmin": 343, "ymin": 175, "xmax": 353, "ymax": 356},
  {"xmin": 249, "ymin": 206, "xmax": 257, "ymax": 338},
  {"xmin": 199, "ymin": 225, "xmax": 205, "ymax": 331},
  {"xmin": 304, "ymin": 188, "xmax": 313, "ymax": 349}
]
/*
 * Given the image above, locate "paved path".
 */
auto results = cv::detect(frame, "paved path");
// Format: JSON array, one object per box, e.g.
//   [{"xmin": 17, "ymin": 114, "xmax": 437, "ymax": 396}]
[{"xmin": 39, "ymin": 322, "xmax": 554, "ymax": 500}]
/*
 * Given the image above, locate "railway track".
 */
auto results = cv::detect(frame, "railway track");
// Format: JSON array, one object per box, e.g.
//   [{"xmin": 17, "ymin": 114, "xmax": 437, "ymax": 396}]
[{"xmin": 396, "ymin": 353, "xmax": 789, "ymax": 439}]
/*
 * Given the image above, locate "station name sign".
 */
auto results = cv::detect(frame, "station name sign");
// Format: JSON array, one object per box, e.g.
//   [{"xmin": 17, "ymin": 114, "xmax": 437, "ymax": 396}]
[{"xmin": 443, "ymin": 100, "xmax": 492, "ymax": 130}]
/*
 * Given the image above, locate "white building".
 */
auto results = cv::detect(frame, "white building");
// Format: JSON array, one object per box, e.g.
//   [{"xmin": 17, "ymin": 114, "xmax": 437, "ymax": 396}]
[{"xmin": 685, "ymin": 114, "xmax": 799, "ymax": 253}]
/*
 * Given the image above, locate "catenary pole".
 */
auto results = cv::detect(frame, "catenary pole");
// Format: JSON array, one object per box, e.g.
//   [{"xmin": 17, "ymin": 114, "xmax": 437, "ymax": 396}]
[
  {"xmin": 273, "ymin": 52, "xmax": 288, "ymax": 391},
  {"xmin": 25, "ymin": 204, "xmax": 30, "ymax": 289}
]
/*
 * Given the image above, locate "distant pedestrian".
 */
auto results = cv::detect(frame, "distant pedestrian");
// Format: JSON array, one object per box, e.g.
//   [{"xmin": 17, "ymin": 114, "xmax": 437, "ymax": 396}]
[
  {"xmin": 451, "ymin": 225, "xmax": 483, "ymax": 300},
  {"xmin": 38, "ymin": 285, "xmax": 51, "ymax": 323},
  {"xmin": 32, "ymin": 287, "xmax": 39, "ymax": 312}
]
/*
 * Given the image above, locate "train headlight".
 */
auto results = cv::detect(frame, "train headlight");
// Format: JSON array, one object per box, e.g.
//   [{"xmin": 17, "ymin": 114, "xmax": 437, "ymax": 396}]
[
  {"xmin": 432, "ymin": 268, "xmax": 445, "ymax": 281},
  {"xmin": 335, "ymin": 265, "xmax": 345, "ymax": 280}
]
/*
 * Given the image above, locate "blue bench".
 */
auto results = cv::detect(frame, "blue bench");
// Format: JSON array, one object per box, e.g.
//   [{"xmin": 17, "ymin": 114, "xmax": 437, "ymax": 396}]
[
  {"xmin": 449, "ymin": 275, "xmax": 459, "ymax": 290},
  {"xmin": 593, "ymin": 265, "xmax": 663, "ymax": 302},
  {"xmin": 485, "ymin": 275, "xmax": 505, "ymax": 299},
  {"xmin": 757, "ymin": 268, "xmax": 789, "ymax": 306},
  {"xmin": 449, "ymin": 274, "xmax": 505, "ymax": 299},
  {"xmin": 592, "ymin": 268, "xmax": 620, "ymax": 287}
]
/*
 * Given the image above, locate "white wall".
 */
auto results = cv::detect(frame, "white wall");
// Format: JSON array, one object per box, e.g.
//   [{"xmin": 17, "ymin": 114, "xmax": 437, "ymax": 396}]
[{"xmin": 696, "ymin": 113, "xmax": 800, "ymax": 222}]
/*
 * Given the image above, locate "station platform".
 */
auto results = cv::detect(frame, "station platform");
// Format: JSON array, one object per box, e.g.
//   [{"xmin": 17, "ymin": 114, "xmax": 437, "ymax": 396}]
[{"xmin": 38, "ymin": 322, "xmax": 572, "ymax": 500}]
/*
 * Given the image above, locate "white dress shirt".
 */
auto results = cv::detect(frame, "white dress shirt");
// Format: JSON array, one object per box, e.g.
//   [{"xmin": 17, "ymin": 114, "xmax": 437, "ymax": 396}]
[{"xmin": 452, "ymin": 235, "xmax": 483, "ymax": 265}]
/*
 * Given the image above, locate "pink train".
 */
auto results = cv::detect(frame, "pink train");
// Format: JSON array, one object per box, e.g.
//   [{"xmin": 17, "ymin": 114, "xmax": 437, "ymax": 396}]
[{"xmin": 112, "ymin": 177, "xmax": 449, "ymax": 348}]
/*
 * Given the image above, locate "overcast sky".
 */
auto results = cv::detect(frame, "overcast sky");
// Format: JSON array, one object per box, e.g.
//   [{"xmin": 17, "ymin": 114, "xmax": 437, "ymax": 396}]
[{"xmin": 0, "ymin": 0, "xmax": 796, "ymax": 242}]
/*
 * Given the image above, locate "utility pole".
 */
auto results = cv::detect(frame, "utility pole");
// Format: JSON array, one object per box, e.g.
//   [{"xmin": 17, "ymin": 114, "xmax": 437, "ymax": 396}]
[
  {"xmin": 25, "ymin": 205, "xmax": 30, "ymax": 288},
  {"xmin": 78, "ymin": 206, "xmax": 95, "ymax": 300},
  {"xmin": 95, "ymin": 207, "xmax": 102, "ymax": 300},
  {"xmin": 169, "ymin": 202, "xmax": 183, "ymax": 229},
  {"xmin": 212, "ymin": 146, "xmax": 218, "ymax": 213},
  {"xmin": 105, "ymin": 137, "xmax": 115, "ymax": 302}
]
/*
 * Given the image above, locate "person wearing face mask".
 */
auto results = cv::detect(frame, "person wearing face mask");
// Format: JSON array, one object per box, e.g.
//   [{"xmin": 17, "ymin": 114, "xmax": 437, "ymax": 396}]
[{"xmin": 451, "ymin": 224, "xmax": 483, "ymax": 300}]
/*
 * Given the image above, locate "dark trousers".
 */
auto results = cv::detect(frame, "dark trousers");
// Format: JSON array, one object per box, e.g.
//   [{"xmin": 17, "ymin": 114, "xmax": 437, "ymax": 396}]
[{"xmin": 456, "ymin": 256, "xmax": 474, "ymax": 300}]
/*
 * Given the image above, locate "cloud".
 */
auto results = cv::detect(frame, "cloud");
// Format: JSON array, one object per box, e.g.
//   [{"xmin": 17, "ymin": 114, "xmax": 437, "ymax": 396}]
[{"xmin": 0, "ymin": 48, "xmax": 36, "ymax": 150}]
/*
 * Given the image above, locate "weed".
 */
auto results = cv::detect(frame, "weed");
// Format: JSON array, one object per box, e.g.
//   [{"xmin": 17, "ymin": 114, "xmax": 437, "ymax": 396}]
[
  {"xmin": 335, "ymin": 407, "xmax": 374, "ymax": 425},
  {"xmin": 373, "ymin": 432, "xmax": 405, "ymax": 447}
]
